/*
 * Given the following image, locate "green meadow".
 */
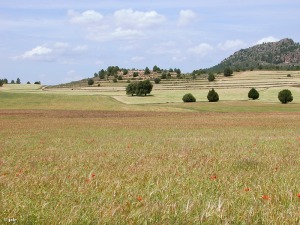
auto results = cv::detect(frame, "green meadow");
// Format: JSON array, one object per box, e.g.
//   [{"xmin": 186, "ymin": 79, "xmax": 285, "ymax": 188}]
[{"xmin": 1, "ymin": 71, "xmax": 300, "ymax": 224}]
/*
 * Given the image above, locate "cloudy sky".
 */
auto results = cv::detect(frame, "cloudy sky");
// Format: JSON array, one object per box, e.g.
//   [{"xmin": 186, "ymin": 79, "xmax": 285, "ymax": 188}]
[{"xmin": 1, "ymin": 0, "xmax": 299, "ymax": 84}]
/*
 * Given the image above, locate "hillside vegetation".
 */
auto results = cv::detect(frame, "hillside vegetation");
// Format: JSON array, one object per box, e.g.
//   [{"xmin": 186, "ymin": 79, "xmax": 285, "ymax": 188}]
[{"xmin": 208, "ymin": 38, "xmax": 300, "ymax": 72}]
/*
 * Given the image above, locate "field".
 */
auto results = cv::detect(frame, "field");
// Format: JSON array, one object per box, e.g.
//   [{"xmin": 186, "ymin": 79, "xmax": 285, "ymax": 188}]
[{"xmin": 1, "ymin": 71, "xmax": 300, "ymax": 224}]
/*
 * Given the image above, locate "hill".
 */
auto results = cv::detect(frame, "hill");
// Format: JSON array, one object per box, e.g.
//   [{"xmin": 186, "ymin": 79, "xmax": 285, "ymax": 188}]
[{"xmin": 208, "ymin": 38, "xmax": 300, "ymax": 72}]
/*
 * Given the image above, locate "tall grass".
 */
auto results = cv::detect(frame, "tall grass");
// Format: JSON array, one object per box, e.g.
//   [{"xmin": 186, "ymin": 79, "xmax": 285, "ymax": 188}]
[{"xmin": 1, "ymin": 110, "xmax": 300, "ymax": 224}]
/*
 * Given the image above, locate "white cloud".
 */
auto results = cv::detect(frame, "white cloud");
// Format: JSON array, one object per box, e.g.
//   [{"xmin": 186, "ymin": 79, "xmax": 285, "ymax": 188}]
[
  {"xmin": 114, "ymin": 9, "xmax": 166, "ymax": 28},
  {"xmin": 68, "ymin": 9, "xmax": 104, "ymax": 25},
  {"xmin": 178, "ymin": 10, "xmax": 197, "ymax": 26},
  {"xmin": 15, "ymin": 46, "xmax": 53, "ymax": 60},
  {"xmin": 218, "ymin": 39, "xmax": 245, "ymax": 51},
  {"xmin": 13, "ymin": 43, "xmax": 89, "ymax": 62},
  {"xmin": 188, "ymin": 43, "xmax": 213, "ymax": 57},
  {"xmin": 256, "ymin": 36, "xmax": 279, "ymax": 45}
]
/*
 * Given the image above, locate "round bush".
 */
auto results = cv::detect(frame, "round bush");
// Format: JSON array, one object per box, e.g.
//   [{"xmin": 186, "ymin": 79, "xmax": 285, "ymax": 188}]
[
  {"xmin": 224, "ymin": 68, "xmax": 233, "ymax": 77},
  {"xmin": 154, "ymin": 77, "xmax": 161, "ymax": 84},
  {"xmin": 207, "ymin": 89, "xmax": 219, "ymax": 102},
  {"xmin": 88, "ymin": 79, "xmax": 94, "ymax": 86},
  {"xmin": 278, "ymin": 89, "xmax": 293, "ymax": 104},
  {"xmin": 182, "ymin": 93, "xmax": 196, "ymax": 102},
  {"xmin": 248, "ymin": 88, "xmax": 259, "ymax": 100},
  {"xmin": 208, "ymin": 73, "xmax": 215, "ymax": 82}
]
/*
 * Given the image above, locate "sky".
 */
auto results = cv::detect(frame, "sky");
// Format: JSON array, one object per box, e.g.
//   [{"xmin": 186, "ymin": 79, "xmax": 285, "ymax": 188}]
[{"xmin": 1, "ymin": 0, "xmax": 300, "ymax": 85}]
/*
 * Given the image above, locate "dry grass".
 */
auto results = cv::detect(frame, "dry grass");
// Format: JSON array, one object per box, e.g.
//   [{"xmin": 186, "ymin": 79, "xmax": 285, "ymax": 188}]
[
  {"xmin": 1, "ymin": 74, "xmax": 300, "ymax": 224},
  {"xmin": 1, "ymin": 110, "xmax": 300, "ymax": 224}
]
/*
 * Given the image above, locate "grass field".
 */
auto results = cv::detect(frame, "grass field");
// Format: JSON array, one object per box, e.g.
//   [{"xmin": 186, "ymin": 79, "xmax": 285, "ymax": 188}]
[{"xmin": 1, "ymin": 72, "xmax": 300, "ymax": 224}]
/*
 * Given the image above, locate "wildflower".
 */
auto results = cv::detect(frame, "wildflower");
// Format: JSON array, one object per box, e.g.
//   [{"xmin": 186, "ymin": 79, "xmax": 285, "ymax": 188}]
[
  {"xmin": 210, "ymin": 175, "xmax": 217, "ymax": 180},
  {"xmin": 297, "ymin": 193, "xmax": 300, "ymax": 198},
  {"xmin": 244, "ymin": 188, "xmax": 250, "ymax": 192},
  {"xmin": 137, "ymin": 196, "xmax": 142, "ymax": 201},
  {"xmin": 91, "ymin": 173, "xmax": 95, "ymax": 178},
  {"xmin": 261, "ymin": 195, "xmax": 270, "ymax": 200}
]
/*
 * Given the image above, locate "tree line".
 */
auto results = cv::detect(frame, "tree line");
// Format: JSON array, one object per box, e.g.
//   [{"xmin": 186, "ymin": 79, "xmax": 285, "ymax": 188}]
[
  {"xmin": 182, "ymin": 88, "xmax": 293, "ymax": 104},
  {"xmin": 0, "ymin": 78, "xmax": 41, "ymax": 86}
]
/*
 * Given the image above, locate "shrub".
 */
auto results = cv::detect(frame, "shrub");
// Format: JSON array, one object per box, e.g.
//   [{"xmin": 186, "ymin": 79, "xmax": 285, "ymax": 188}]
[
  {"xmin": 207, "ymin": 89, "xmax": 219, "ymax": 102},
  {"xmin": 97, "ymin": 83, "xmax": 100, "ymax": 87},
  {"xmin": 127, "ymin": 79, "xmax": 131, "ymax": 83},
  {"xmin": 34, "ymin": 81, "xmax": 41, "ymax": 85},
  {"xmin": 88, "ymin": 79, "xmax": 94, "ymax": 86},
  {"xmin": 208, "ymin": 73, "xmax": 215, "ymax": 82},
  {"xmin": 248, "ymin": 88, "xmax": 259, "ymax": 100},
  {"xmin": 154, "ymin": 78, "xmax": 161, "ymax": 84},
  {"xmin": 113, "ymin": 78, "xmax": 118, "ymax": 83},
  {"xmin": 117, "ymin": 75, "xmax": 123, "ymax": 80},
  {"xmin": 287, "ymin": 74, "xmax": 292, "ymax": 77},
  {"xmin": 161, "ymin": 73, "xmax": 167, "ymax": 79},
  {"xmin": 182, "ymin": 93, "xmax": 196, "ymax": 102},
  {"xmin": 126, "ymin": 80, "xmax": 153, "ymax": 96},
  {"xmin": 224, "ymin": 68, "xmax": 233, "ymax": 77},
  {"xmin": 278, "ymin": 89, "xmax": 293, "ymax": 104}
]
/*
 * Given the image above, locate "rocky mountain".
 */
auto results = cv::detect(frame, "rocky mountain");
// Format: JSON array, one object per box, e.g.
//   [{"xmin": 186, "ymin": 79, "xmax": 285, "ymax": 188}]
[{"xmin": 208, "ymin": 38, "xmax": 300, "ymax": 72}]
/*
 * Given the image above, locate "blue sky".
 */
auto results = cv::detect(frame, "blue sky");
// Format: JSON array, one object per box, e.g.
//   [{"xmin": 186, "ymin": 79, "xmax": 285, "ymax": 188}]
[{"xmin": 1, "ymin": 0, "xmax": 300, "ymax": 85}]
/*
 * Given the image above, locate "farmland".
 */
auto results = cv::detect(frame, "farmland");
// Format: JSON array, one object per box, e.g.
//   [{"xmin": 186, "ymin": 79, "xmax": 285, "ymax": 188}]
[{"xmin": 1, "ymin": 71, "xmax": 300, "ymax": 224}]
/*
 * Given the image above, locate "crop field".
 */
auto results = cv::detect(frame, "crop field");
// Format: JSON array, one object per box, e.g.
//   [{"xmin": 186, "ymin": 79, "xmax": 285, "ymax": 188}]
[{"xmin": 1, "ymin": 72, "xmax": 300, "ymax": 224}]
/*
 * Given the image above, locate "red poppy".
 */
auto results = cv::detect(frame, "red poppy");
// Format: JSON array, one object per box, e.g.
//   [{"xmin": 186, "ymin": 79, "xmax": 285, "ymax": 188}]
[
  {"xmin": 91, "ymin": 173, "xmax": 95, "ymax": 178},
  {"xmin": 261, "ymin": 195, "xmax": 270, "ymax": 200},
  {"xmin": 137, "ymin": 196, "xmax": 142, "ymax": 201},
  {"xmin": 244, "ymin": 188, "xmax": 250, "ymax": 192},
  {"xmin": 297, "ymin": 193, "xmax": 300, "ymax": 198},
  {"xmin": 210, "ymin": 175, "xmax": 217, "ymax": 180}
]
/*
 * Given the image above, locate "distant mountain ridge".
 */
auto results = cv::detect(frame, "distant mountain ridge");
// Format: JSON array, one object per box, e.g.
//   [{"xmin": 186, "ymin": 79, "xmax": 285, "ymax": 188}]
[{"xmin": 208, "ymin": 38, "xmax": 300, "ymax": 72}]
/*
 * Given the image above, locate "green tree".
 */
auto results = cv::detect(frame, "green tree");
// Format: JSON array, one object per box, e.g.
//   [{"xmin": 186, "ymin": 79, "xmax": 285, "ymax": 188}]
[
  {"xmin": 0, "ymin": 80, "xmax": 3, "ymax": 87},
  {"xmin": 34, "ymin": 81, "xmax": 41, "ymax": 85},
  {"xmin": 123, "ymin": 69, "xmax": 128, "ymax": 75},
  {"xmin": 126, "ymin": 82, "xmax": 137, "ymax": 96},
  {"xmin": 224, "ymin": 68, "xmax": 233, "ymax": 77},
  {"xmin": 182, "ymin": 93, "xmax": 196, "ymax": 102},
  {"xmin": 11, "ymin": 80, "xmax": 15, "ymax": 84},
  {"xmin": 113, "ymin": 78, "xmax": 118, "ymax": 83},
  {"xmin": 153, "ymin": 65, "xmax": 160, "ymax": 72},
  {"xmin": 94, "ymin": 73, "xmax": 98, "ymax": 78},
  {"xmin": 99, "ymin": 69, "xmax": 105, "ymax": 79},
  {"xmin": 88, "ymin": 79, "xmax": 94, "ymax": 86},
  {"xmin": 248, "ymin": 88, "xmax": 259, "ymax": 100},
  {"xmin": 27, "ymin": 81, "xmax": 31, "ymax": 84},
  {"xmin": 16, "ymin": 78, "xmax": 21, "ymax": 84},
  {"xmin": 167, "ymin": 72, "xmax": 172, "ymax": 79},
  {"xmin": 207, "ymin": 89, "xmax": 219, "ymax": 102},
  {"xmin": 208, "ymin": 72, "xmax": 215, "ymax": 82},
  {"xmin": 161, "ymin": 73, "xmax": 167, "ymax": 79},
  {"xmin": 126, "ymin": 80, "xmax": 153, "ymax": 96},
  {"xmin": 3, "ymin": 78, "xmax": 8, "ymax": 84},
  {"xmin": 144, "ymin": 67, "xmax": 151, "ymax": 75},
  {"xmin": 154, "ymin": 77, "xmax": 161, "ymax": 84},
  {"xmin": 278, "ymin": 89, "xmax": 293, "ymax": 104},
  {"xmin": 174, "ymin": 68, "xmax": 181, "ymax": 75},
  {"xmin": 133, "ymin": 72, "xmax": 139, "ymax": 77},
  {"xmin": 117, "ymin": 75, "xmax": 123, "ymax": 80}
]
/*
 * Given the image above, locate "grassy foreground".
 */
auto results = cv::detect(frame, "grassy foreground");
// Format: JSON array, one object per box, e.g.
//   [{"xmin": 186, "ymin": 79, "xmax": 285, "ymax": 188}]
[{"xmin": 1, "ymin": 90, "xmax": 300, "ymax": 224}]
